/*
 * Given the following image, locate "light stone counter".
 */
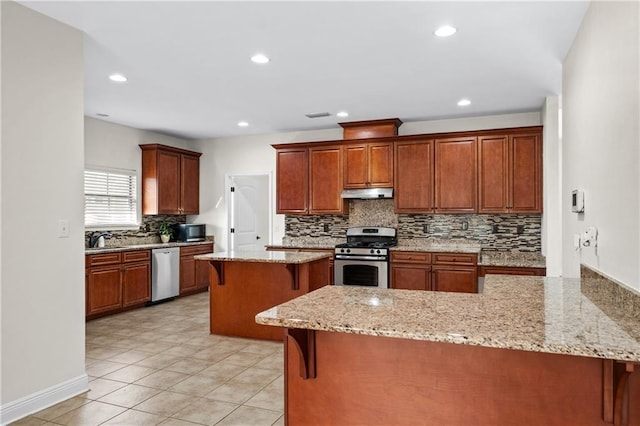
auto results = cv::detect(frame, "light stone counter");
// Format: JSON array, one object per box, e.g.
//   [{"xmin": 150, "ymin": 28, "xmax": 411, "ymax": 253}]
[
  {"xmin": 479, "ymin": 251, "xmax": 546, "ymax": 268},
  {"xmin": 86, "ymin": 240, "xmax": 213, "ymax": 254},
  {"xmin": 256, "ymin": 275, "xmax": 640, "ymax": 362},
  {"xmin": 195, "ymin": 250, "xmax": 332, "ymax": 264}
]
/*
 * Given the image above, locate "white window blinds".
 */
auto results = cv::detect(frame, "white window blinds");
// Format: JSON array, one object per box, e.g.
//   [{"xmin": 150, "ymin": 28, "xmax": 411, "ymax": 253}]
[{"xmin": 84, "ymin": 168, "xmax": 138, "ymax": 227}]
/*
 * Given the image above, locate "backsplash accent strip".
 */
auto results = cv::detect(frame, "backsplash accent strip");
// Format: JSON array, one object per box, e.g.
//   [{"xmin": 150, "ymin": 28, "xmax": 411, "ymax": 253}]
[
  {"xmin": 84, "ymin": 215, "xmax": 186, "ymax": 247},
  {"xmin": 285, "ymin": 199, "xmax": 541, "ymax": 252}
]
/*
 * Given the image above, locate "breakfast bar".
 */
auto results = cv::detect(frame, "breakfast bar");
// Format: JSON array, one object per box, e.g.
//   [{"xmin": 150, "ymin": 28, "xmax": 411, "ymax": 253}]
[
  {"xmin": 195, "ymin": 250, "xmax": 331, "ymax": 341},
  {"xmin": 256, "ymin": 275, "xmax": 640, "ymax": 425}
]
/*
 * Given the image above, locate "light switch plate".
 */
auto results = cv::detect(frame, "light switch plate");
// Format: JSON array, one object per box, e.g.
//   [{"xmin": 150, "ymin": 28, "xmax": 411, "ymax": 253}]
[{"xmin": 58, "ymin": 219, "xmax": 70, "ymax": 238}]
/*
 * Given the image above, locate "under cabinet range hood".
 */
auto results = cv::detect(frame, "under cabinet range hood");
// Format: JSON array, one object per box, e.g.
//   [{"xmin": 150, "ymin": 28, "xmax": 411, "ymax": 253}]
[{"xmin": 340, "ymin": 188, "xmax": 393, "ymax": 199}]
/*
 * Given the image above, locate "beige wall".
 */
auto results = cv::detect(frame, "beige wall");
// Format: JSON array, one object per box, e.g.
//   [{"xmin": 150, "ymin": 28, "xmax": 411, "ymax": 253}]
[
  {"xmin": 1, "ymin": 2, "xmax": 86, "ymax": 422},
  {"xmin": 562, "ymin": 1, "xmax": 639, "ymax": 289}
]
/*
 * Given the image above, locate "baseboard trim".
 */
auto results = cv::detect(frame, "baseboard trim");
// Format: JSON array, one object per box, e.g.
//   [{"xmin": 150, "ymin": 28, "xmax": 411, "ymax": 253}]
[{"xmin": 1, "ymin": 373, "xmax": 88, "ymax": 425}]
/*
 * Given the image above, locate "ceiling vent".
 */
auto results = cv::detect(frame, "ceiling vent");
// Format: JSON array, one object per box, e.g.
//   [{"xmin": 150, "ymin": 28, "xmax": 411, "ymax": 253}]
[{"xmin": 305, "ymin": 112, "xmax": 331, "ymax": 119}]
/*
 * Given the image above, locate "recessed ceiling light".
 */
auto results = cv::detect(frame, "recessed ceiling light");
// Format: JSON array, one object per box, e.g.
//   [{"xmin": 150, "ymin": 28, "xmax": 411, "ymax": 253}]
[
  {"xmin": 237, "ymin": 121, "xmax": 249, "ymax": 127},
  {"xmin": 434, "ymin": 25, "xmax": 457, "ymax": 37},
  {"xmin": 109, "ymin": 73, "xmax": 127, "ymax": 82},
  {"xmin": 250, "ymin": 54, "xmax": 270, "ymax": 64},
  {"xmin": 336, "ymin": 111, "xmax": 349, "ymax": 118},
  {"xmin": 457, "ymin": 99, "xmax": 471, "ymax": 107}
]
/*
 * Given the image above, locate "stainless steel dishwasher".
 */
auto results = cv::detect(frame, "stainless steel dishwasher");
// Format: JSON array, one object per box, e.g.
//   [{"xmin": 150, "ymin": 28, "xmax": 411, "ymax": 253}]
[{"xmin": 151, "ymin": 247, "xmax": 180, "ymax": 303}]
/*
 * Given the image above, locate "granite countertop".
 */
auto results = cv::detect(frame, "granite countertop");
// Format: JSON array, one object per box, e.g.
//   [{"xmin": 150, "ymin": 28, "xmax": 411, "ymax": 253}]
[
  {"xmin": 194, "ymin": 250, "xmax": 332, "ymax": 264},
  {"xmin": 479, "ymin": 252, "xmax": 546, "ymax": 268},
  {"xmin": 85, "ymin": 240, "xmax": 213, "ymax": 254},
  {"xmin": 256, "ymin": 275, "xmax": 640, "ymax": 362}
]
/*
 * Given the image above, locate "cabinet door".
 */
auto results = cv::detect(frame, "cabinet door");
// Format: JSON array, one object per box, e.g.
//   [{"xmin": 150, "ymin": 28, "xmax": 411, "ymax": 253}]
[
  {"xmin": 309, "ymin": 146, "xmax": 347, "ymax": 214},
  {"xmin": 478, "ymin": 135, "xmax": 509, "ymax": 213},
  {"xmin": 123, "ymin": 263, "xmax": 150, "ymax": 306},
  {"xmin": 391, "ymin": 265, "xmax": 431, "ymax": 290},
  {"xmin": 180, "ymin": 256, "xmax": 197, "ymax": 294},
  {"xmin": 157, "ymin": 150, "xmax": 181, "ymax": 214},
  {"xmin": 180, "ymin": 154, "xmax": 200, "ymax": 214},
  {"xmin": 87, "ymin": 266, "xmax": 123, "ymax": 315},
  {"xmin": 276, "ymin": 148, "xmax": 308, "ymax": 214},
  {"xmin": 343, "ymin": 145, "xmax": 368, "ymax": 188},
  {"xmin": 395, "ymin": 140, "xmax": 434, "ymax": 213},
  {"xmin": 432, "ymin": 266, "xmax": 477, "ymax": 293},
  {"xmin": 510, "ymin": 133, "xmax": 542, "ymax": 213},
  {"xmin": 435, "ymin": 137, "xmax": 477, "ymax": 213},
  {"xmin": 368, "ymin": 143, "xmax": 393, "ymax": 187},
  {"xmin": 195, "ymin": 259, "xmax": 211, "ymax": 290}
]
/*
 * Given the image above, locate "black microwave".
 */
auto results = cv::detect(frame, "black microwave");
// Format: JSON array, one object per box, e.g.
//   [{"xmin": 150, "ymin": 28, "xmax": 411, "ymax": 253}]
[{"xmin": 174, "ymin": 223, "xmax": 206, "ymax": 242}]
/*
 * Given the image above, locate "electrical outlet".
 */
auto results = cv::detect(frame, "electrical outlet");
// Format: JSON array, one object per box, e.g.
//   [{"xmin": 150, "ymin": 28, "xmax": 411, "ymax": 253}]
[
  {"xmin": 492, "ymin": 225, "xmax": 499, "ymax": 234},
  {"xmin": 462, "ymin": 221, "xmax": 469, "ymax": 231},
  {"xmin": 517, "ymin": 225, "xmax": 525, "ymax": 234},
  {"xmin": 57, "ymin": 219, "xmax": 70, "ymax": 238},
  {"xmin": 323, "ymin": 223, "xmax": 330, "ymax": 233},
  {"xmin": 422, "ymin": 224, "xmax": 429, "ymax": 234}
]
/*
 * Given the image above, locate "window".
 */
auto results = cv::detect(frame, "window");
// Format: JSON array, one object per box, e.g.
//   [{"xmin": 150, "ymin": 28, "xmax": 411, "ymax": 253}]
[{"xmin": 84, "ymin": 167, "xmax": 138, "ymax": 227}]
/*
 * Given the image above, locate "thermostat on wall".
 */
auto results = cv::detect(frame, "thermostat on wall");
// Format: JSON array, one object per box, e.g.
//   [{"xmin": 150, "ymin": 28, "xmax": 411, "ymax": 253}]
[{"xmin": 572, "ymin": 189, "xmax": 584, "ymax": 213}]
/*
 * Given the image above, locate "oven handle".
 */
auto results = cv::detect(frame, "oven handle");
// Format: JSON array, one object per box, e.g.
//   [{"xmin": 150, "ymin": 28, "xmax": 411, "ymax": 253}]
[{"xmin": 334, "ymin": 254, "xmax": 388, "ymax": 261}]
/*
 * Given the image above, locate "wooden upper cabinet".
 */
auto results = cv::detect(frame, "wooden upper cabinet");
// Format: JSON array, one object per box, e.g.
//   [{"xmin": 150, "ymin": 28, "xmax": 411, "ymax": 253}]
[
  {"xmin": 434, "ymin": 137, "xmax": 477, "ymax": 213},
  {"xmin": 478, "ymin": 130, "xmax": 542, "ymax": 213},
  {"xmin": 394, "ymin": 139, "xmax": 434, "ymax": 213},
  {"xmin": 140, "ymin": 144, "xmax": 202, "ymax": 215},
  {"xmin": 510, "ymin": 132, "xmax": 542, "ymax": 213},
  {"xmin": 309, "ymin": 146, "xmax": 347, "ymax": 214},
  {"xmin": 180, "ymin": 154, "xmax": 200, "ymax": 215},
  {"xmin": 343, "ymin": 142, "xmax": 393, "ymax": 188},
  {"xmin": 478, "ymin": 135, "xmax": 509, "ymax": 213},
  {"xmin": 276, "ymin": 147, "xmax": 308, "ymax": 214}
]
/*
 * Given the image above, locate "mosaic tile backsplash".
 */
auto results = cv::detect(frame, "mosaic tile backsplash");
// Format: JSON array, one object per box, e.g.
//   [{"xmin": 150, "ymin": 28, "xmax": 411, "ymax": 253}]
[
  {"xmin": 285, "ymin": 199, "xmax": 542, "ymax": 252},
  {"xmin": 84, "ymin": 215, "xmax": 186, "ymax": 247}
]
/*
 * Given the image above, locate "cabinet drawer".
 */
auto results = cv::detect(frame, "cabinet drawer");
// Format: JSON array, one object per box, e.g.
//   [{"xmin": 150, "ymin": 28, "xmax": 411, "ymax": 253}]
[
  {"xmin": 86, "ymin": 252, "xmax": 122, "ymax": 267},
  {"xmin": 180, "ymin": 244, "xmax": 214, "ymax": 257},
  {"xmin": 432, "ymin": 253, "xmax": 477, "ymax": 266},
  {"xmin": 391, "ymin": 251, "xmax": 431, "ymax": 264},
  {"xmin": 122, "ymin": 250, "xmax": 150, "ymax": 263}
]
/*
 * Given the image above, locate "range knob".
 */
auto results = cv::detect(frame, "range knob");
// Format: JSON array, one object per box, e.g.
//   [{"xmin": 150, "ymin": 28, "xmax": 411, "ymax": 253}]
[
  {"xmin": 376, "ymin": 249, "xmax": 381, "ymax": 254},
  {"xmin": 340, "ymin": 248, "xmax": 345, "ymax": 253},
  {"xmin": 370, "ymin": 249, "xmax": 375, "ymax": 254}
]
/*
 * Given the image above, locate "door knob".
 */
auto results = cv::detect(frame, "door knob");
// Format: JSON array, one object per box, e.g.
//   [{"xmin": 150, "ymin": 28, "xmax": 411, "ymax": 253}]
[{"xmin": 256, "ymin": 236, "xmax": 261, "ymax": 240}]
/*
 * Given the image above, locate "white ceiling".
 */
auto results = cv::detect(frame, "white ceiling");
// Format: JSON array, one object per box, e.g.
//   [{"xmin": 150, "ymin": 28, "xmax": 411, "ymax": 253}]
[{"xmin": 20, "ymin": 1, "xmax": 589, "ymax": 140}]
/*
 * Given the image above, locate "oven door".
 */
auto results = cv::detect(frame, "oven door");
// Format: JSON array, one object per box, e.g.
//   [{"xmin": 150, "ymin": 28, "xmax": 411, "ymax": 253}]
[{"xmin": 334, "ymin": 257, "xmax": 388, "ymax": 288}]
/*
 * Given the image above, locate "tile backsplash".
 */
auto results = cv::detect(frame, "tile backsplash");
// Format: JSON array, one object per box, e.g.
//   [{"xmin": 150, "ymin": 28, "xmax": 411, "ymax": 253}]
[
  {"xmin": 84, "ymin": 215, "xmax": 186, "ymax": 247},
  {"xmin": 285, "ymin": 199, "xmax": 541, "ymax": 252}
]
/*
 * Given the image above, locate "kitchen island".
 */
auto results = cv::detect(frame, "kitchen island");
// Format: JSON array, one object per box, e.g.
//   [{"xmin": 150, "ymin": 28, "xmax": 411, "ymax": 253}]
[
  {"xmin": 195, "ymin": 250, "xmax": 331, "ymax": 341},
  {"xmin": 256, "ymin": 275, "xmax": 640, "ymax": 425}
]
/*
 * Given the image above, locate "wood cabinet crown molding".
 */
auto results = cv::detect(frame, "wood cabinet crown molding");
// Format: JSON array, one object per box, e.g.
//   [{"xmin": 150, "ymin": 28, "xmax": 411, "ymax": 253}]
[
  {"xmin": 338, "ymin": 118, "xmax": 403, "ymax": 139},
  {"xmin": 139, "ymin": 143, "xmax": 202, "ymax": 158},
  {"xmin": 271, "ymin": 126, "xmax": 543, "ymax": 150}
]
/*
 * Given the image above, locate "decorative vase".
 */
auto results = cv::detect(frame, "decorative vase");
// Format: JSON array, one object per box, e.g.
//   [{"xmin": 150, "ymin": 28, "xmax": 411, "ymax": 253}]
[{"xmin": 160, "ymin": 234, "xmax": 170, "ymax": 243}]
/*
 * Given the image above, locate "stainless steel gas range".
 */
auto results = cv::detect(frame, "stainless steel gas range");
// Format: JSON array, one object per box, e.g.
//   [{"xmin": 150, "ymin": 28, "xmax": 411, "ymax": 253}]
[{"xmin": 333, "ymin": 226, "xmax": 397, "ymax": 288}]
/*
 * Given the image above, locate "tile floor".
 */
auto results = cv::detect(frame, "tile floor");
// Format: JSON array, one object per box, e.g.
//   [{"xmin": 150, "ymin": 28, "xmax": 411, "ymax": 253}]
[{"xmin": 13, "ymin": 292, "xmax": 285, "ymax": 426}]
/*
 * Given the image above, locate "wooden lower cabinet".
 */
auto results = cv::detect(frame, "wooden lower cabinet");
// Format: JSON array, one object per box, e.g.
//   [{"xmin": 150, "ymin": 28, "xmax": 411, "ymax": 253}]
[
  {"xmin": 432, "ymin": 265, "xmax": 477, "ymax": 293},
  {"xmin": 180, "ymin": 244, "xmax": 214, "ymax": 295},
  {"xmin": 86, "ymin": 265, "xmax": 123, "ymax": 315},
  {"xmin": 391, "ymin": 265, "xmax": 431, "ymax": 291},
  {"xmin": 390, "ymin": 251, "xmax": 477, "ymax": 293},
  {"xmin": 86, "ymin": 249, "xmax": 151, "ymax": 319},
  {"xmin": 123, "ymin": 262, "xmax": 151, "ymax": 306}
]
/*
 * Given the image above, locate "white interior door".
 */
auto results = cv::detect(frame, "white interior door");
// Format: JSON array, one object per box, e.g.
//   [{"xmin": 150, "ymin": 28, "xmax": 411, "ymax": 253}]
[{"xmin": 229, "ymin": 174, "xmax": 271, "ymax": 251}]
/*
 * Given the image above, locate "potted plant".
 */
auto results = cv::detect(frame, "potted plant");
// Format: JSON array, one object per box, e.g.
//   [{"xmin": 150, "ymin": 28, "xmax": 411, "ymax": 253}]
[{"xmin": 159, "ymin": 223, "xmax": 172, "ymax": 243}]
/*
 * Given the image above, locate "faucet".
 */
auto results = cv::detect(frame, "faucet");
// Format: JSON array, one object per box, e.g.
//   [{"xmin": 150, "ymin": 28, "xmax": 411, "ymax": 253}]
[{"xmin": 89, "ymin": 232, "xmax": 112, "ymax": 248}]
